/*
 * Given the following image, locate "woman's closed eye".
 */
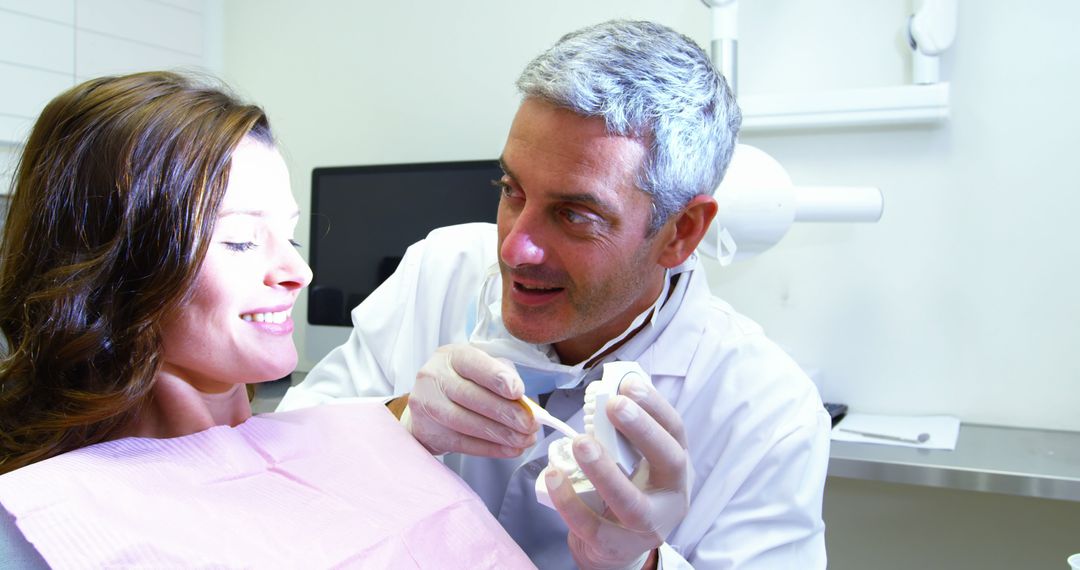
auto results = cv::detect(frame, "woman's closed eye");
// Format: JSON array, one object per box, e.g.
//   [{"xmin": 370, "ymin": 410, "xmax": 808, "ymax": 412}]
[
  {"xmin": 223, "ymin": 241, "xmax": 258, "ymax": 252},
  {"xmin": 224, "ymin": 238, "xmax": 301, "ymax": 252}
]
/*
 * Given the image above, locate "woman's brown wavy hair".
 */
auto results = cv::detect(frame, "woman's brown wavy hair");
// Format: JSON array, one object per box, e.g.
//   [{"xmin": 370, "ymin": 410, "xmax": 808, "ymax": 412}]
[{"xmin": 0, "ymin": 71, "xmax": 272, "ymax": 474}]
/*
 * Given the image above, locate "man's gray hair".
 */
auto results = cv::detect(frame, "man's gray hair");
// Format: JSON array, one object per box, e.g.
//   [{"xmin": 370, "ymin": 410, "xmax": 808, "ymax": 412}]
[{"xmin": 516, "ymin": 20, "xmax": 741, "ymax": 233}]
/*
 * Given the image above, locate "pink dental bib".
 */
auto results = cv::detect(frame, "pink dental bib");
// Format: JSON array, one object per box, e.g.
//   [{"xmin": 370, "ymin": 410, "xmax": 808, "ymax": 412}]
[{"xmin": 0, "ymin": 402, "xmax": 535, "ymax": 569}]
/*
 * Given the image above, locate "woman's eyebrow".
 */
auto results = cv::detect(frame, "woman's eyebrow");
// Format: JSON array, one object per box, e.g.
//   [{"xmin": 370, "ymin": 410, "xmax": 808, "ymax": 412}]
[
  {"xmin": 218, "ymin": 208, "xmax": 264, "ymax": 218},
  {"xmin": 217, "ymin": 209, "xmax": 301, "ymax": 219}
]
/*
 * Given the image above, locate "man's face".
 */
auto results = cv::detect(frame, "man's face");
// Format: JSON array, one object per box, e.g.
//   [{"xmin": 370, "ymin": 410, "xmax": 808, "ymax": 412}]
[{"xmin": 496, "ymin": 98, "xmax": 668, "ymax": 364}]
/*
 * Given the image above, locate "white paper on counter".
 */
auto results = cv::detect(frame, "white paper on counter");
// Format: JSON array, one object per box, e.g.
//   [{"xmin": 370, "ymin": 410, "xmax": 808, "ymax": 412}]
[{"xmin": 831, "ymin": 413, "xmax": 960, "ymax": 450}]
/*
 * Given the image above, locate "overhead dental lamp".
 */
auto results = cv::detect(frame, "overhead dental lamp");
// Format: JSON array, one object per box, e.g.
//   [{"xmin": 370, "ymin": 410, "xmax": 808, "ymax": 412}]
[{"xmin": 699, "ymin": 145, "xmax": 884, "ymax": 265}]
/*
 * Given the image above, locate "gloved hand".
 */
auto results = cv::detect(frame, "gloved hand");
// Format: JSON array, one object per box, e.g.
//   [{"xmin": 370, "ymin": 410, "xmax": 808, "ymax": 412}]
[
  {"xmin": 543, "ymin": 376, "xmax": 691, "ymax": 570},
  {"xmin": 401, "ymin": 344, "xmax": 538, "ymax": 457}
]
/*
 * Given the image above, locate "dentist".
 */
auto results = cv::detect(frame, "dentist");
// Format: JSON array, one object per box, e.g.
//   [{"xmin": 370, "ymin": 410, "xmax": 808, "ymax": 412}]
[{"xmin": 281, "ymin": 20, "xmax": 830, "ymax": 569}]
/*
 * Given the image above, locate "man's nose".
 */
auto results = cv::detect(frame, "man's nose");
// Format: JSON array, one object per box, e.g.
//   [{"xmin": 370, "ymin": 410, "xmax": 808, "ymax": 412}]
[{"xmin": 500, "ymin": 213, "xmax": 546, "ymax": 268}]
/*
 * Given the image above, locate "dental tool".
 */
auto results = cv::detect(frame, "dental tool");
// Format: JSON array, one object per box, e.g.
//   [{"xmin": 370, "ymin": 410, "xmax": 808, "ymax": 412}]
[
  {"xmin": 520, "ymin": 396, "xmax": 579, "ymax": 439},
  {"xmin": 839, "ymin": 428, "xmax": 931, "ymax": 444}
]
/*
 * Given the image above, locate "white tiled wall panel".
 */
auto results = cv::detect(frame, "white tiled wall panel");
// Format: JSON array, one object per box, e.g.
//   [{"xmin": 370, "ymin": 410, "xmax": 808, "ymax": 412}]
[
  {"xmin": 0, "ymin": 11, "xmax": 74, "ymax": 74},
  {"xmin": 76, "ymin": 0, "xmax": 203, "ymax": 56},
  {"xmin": 0, "ymin": 62, "xmax": 71, "ymax": 144},
  {"xmin": 0, "ymin": 0, "xmax": 75, "ymax": 25},
  {"xmin": 151, "ymin": 0, "xmax": 203, "ymax": 14},
  {"xmin": 0, "ymin": 145, "xmax": 18, "ymax": 194},
  {"xmin": 0, "ymin": 114, "xmax": 34, "ymax": 148},
  {"xmin": 0, "ymin": 0, "xmax": 209, "ymax": 144},
  {"xmin": 0, "ymin": 62, "xmax": 72, "ymax": 118},
  {"xmin": 76, "ymin": 30, "xmax": 203, "ymax": 79}
]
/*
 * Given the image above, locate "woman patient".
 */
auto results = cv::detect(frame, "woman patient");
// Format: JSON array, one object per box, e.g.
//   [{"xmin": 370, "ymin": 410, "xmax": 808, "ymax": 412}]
[{"xmin": 0, "ymin": 72, "xmax": 533, "ymax": 568}]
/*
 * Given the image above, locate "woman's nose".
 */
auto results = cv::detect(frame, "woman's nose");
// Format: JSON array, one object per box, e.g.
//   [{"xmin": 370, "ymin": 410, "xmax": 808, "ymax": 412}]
[{"xmin": 267, "ymin": 239, "xmax": 312, "ymax": 290}]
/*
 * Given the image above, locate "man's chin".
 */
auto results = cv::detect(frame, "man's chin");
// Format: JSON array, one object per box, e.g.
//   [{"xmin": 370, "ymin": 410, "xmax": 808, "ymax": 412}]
[{"xmin": 502, "ymin": 315, "xmax": 562, "ymax": 346}]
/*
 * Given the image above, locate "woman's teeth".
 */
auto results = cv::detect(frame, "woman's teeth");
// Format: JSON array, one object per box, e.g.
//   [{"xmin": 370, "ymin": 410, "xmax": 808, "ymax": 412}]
[{"xmin": 241, "ymin": 310, "xmax": 290, "ymax": 324}]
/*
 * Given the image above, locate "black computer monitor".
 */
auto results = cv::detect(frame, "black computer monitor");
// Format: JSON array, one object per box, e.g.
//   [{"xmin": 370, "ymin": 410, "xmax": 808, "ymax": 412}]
[{"xmin": 308, "ymin": 160, "xmax": 502, "ymax": 326}]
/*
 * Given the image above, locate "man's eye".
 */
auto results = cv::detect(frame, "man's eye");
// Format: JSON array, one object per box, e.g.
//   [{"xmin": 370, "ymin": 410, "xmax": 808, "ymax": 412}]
[
  {"xmin": 491, "ymin": 179, "xmax": 520, "ymax": 199},
  {"xmin": 289, "ymin": 239, "xmax": 302, "ymax": 249},
  {"xmin": 223, "ymin": 241, "xmax": 258, "ymax": 252},
  {"xmin": 561, "ymin": 208, "xmax": 596, "ymax": 226}
]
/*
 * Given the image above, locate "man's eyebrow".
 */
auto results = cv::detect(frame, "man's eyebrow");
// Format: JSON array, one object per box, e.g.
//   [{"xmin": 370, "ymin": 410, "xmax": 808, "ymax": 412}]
[
  {"xmin": 498, "ymin": 156, "xmax": 614, "ymax": 212},
  {"xmin": 497, "ymin": 157, "xmax": 515, "ymax": 181},
  {"xmin": 551, "ymin": 192, "xmax": 610, "ymax": 211}
]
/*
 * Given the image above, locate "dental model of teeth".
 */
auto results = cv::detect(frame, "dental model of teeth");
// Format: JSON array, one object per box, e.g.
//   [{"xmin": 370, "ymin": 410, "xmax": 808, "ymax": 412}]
[
  {"xmin": 241, "ymin": 310, "xmax": 290, "ymax": 324},
  {"xmin": 532, "ymin": 361, "xmax": 651, "ymax": 513}
]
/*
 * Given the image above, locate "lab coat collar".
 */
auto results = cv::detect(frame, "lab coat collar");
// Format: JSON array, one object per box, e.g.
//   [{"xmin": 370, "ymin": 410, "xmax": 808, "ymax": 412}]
[{"xmin": 603, "ymin": 253, "xmax": 707, "ymax": 379}]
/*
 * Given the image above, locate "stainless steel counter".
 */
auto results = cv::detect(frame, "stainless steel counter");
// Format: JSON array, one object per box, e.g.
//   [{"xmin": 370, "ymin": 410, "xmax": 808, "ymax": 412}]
[{"xmin": 828, "ymin": 423, "xmax": 1080, "ymax": 502}]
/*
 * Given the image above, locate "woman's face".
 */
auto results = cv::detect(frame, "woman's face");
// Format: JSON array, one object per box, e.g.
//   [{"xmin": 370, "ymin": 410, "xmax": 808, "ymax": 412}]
[{"xmin": 159, "ymin": 137, "xmax": 312, "ymax": 393}]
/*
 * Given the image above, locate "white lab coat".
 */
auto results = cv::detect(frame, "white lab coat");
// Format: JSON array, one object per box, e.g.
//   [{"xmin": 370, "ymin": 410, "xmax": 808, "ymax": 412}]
[{"xmin": 280, "ymin": 223, "xmax": 830, "ymax": 569}]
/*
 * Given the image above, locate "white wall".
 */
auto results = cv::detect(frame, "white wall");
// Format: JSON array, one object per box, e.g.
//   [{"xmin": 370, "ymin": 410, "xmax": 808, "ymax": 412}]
[
  {"xmin": 219, "ymin": 3, "xmax": 1079, "ymax": 568},
  {"xmin": 720, "ymin": 1, "xmax": 1080, "ymax": 433}
]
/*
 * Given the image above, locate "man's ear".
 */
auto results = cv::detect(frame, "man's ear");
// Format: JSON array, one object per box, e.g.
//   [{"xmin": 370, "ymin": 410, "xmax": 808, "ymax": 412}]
[{"xmin": 656, "ymin": 195, "xmax": 718, "ymax": 268}]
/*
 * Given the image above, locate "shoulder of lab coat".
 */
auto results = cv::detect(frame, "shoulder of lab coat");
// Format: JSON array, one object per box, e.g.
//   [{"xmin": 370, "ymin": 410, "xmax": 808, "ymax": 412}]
[
  {"xmin": 278, "ymin": 222, "xmax": 498, "ymax": 411},
  {"xmin": 649, "ymin": 270, "xmax": 829, "ymax": 568}
]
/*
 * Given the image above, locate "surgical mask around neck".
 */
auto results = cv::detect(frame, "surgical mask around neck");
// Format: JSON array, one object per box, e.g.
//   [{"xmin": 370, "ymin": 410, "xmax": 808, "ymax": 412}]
[{"xmin": 468, "ymin": 264, "xmax": 672, "ymax": 396}]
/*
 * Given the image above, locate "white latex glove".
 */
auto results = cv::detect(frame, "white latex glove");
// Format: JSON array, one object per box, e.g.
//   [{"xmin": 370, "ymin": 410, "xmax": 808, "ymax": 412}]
[
  {"xmin": 544, "ymin": 376, "xmax": 691, "ymax": 570},
  {"xmin": 401, "ymin": 344, "xmax": 538, "ymax": 457}
]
